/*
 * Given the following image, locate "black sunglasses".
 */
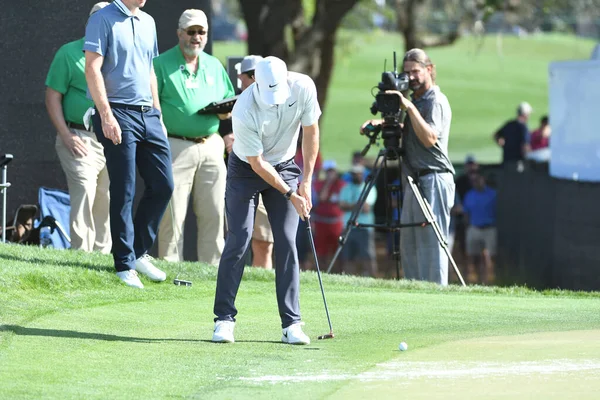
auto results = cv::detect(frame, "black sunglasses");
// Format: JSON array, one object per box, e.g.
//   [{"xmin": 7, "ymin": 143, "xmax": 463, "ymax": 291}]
[{"xmin": 186, "ymin": 29, "xmax": 207, "ymax": 36}]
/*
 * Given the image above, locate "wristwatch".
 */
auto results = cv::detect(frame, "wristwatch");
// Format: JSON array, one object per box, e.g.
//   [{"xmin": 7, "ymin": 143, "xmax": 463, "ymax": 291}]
[{"xmin": 284, "ymin": 189, "xmax": 294, "ymax": 200}]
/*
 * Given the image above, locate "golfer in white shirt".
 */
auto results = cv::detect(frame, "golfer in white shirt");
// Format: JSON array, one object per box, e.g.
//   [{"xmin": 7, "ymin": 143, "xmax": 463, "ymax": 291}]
[{"xmin": 212, "ymin": 57, "xmax": 320, "ymax": 345}]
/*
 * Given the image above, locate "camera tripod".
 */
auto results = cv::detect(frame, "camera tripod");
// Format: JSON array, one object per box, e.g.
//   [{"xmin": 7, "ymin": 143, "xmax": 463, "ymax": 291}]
[{"xmin": 325, "ymin": 146, "xmax": 466, "ymax": 286}]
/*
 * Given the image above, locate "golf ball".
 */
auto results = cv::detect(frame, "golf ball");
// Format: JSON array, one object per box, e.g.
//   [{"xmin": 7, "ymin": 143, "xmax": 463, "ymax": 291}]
[{"xmin": 399, "ymin": 342, "xmax": 408, "ymax": 351}]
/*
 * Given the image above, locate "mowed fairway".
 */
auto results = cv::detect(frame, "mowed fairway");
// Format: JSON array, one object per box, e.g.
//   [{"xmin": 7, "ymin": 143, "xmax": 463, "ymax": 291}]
[{"xmin": 1, "ymin": 244, "xmax": 600, "ymax": 399}]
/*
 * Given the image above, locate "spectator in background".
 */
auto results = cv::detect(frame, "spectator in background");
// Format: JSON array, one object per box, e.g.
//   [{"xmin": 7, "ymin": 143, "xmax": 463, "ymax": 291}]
[
  {"xmin": 339, "ymin": 165, "xmax": 377, "ymax": 277},
  {"xmin": 342, "ymin": 151, "xmax": 371, "ymax": 183},
  {"xmin": 85, "ymin": 0, "xmax": 174, "ymax": 288},
  {"xmin": 312, "ymin": 160, "xmax": 346, "ymax": 272},
  {"xmin": 462, "ymin": 173, "xmax": 497, "ymax": 285},
  {"xmin": 238, "ymin": 55, "xmax": 275, "ymax": 269},
  {"xmin": 45, "ymin": 2, "xmax": 111, "ymax": 254},
  {"xmin": 154, "ymin": 9, "xmax": 235, "ymax": 264},
  {"xmin": 455, "ymin": 154, "xmax": 479, "ymax": 201},
  {"xmin": 529, "ymin": 115, "xmax": 551, "ymax": 151},
  {"xmin": 493, "ymin": 101, "xmax": 532, "ymax": 164}
]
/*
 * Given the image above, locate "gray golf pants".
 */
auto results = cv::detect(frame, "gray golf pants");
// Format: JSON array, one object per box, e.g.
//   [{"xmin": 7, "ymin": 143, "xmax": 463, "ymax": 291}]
[
  {"xmin": 213, "ymin": 153, "xmax": 302, "ymax": 328},
  {"xmin": 400, "ymin": 172, "xmax": 455, "ymax": 286}
]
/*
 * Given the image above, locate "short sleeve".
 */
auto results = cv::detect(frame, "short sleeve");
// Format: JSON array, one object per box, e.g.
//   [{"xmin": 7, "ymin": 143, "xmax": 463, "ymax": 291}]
[
  {"xmin": 45, "ymin": 47, "xmax": 71, "ymax": 94},
  {"xmin": 83, "ymin": 13, "xmax": 109, "ymax": 56},
  {"xmin": 339, "ymin": 185, "xmax": 351, "ymax": 204},
  {"xmin": 425, "ymin": 101, "xmax": 447, "ymax": 138},
  {"xmin": 232, "ymin": 112, "xmax": 263, "ymax": 158},
  {"xmin": 300, "ymin": 76, "xmax": 321, "ymax": 127},
  {"xmin": 152, "ymin": 23, "xmax": 159, "ymax": 59}
]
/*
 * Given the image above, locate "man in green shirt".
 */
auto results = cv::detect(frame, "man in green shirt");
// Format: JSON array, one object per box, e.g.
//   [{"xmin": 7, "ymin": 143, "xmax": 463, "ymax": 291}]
[
  {"xmin": 155, "ymin": 9, "xmax": 235, "ymax": 264},
  {"xmin": 45, "ymin": 2, "xmax": 111, "ymax": 253}
]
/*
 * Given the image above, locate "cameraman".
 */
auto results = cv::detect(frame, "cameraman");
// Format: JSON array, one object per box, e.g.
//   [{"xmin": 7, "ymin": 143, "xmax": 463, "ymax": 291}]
[{"xmin": 361, "ymin": 48, "xmax": 455, "ymax": 286}]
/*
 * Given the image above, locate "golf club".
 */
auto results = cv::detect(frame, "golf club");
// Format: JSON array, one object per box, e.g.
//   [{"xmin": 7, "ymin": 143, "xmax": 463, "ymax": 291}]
[
  {"xmin": 169, "ymin": 201, "xmax": 192, "ymax": 287},
  {"xmin": 305, "ymin": 215, "xmax": 335, "ymax": 340}
]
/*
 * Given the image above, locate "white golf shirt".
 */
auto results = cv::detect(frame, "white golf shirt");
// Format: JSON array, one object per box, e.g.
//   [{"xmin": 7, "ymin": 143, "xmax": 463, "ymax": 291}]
[{"xmin": 231, "ymin": 71, "xmax": 321, "ymax": 165}]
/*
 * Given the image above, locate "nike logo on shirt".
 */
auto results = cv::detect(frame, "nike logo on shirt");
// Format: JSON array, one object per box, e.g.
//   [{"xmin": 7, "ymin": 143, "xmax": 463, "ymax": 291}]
[
  {"xmin": 269, "ymin": 83, "xmax": 278, "ymax": 88},
  {"xmin": 288, "ymin": 101, "xmax": 297, "ymax": 107}
]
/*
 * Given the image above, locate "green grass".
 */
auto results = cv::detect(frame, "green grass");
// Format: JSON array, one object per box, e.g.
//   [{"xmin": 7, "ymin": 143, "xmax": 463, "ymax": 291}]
[
  {"xmin": 212, "ymin": 32, "xmax": 596, "ymax": 168},
  {"xmin": 1, "ymin": 243, "xmax": 600, "ymax": 398}
]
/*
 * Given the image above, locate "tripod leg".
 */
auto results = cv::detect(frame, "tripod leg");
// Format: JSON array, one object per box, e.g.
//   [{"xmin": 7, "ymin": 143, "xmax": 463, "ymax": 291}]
[
  {"xmin": 325, "ymin": 152, "xmax": 386, "ymax": 274},
  {"xmin": 406, "ymin": 176, "xmax": 466, "ymax": 287}
]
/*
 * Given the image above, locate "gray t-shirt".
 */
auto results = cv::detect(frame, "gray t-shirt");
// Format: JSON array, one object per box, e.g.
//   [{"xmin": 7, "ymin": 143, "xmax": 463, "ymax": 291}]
[
  {"xmin": 403, "ymin": 85, "xmax": 454, "ymax": 174},
  {"xmin": 83, "ymin": 0, "xmax": 159, "ymax": 106}
]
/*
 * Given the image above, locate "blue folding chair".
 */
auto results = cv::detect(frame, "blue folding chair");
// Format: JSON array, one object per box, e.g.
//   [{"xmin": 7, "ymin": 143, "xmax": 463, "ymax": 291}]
[{"xmin": 38, "ymin": 187, "xmax": 71, "ymax": 249}]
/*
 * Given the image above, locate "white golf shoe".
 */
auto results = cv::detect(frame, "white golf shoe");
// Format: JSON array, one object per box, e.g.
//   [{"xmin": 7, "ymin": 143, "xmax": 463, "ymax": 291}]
[
  {"xmin": 134, "ymin": 254, "xmax": 166, "ymax": 282},
  {"xmin": 282, "ymin": 322, "xmax": 310, "ymax": 345},
  {"xmin": 212, "ymin": 320, "xmax": 235, "ymax": 343},
  {"xmin": 116, "ymin": 270, "xmax": 144, "ymax": 289}
]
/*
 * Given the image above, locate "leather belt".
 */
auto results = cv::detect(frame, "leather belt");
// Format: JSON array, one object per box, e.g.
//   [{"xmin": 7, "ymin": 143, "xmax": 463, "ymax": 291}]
[
  {"xmin": 417, "ymin": 169, "xmax": 452, "ymax": 177},
  {"xmin": 67, "ymin": 121, "xmax": 91, "ymax": 131},
  {"xmin": 109, "ymin": 102, "xmax": 153, "ymax": 113},
  {"xmin": 168, "ymin": 133, "xmax": 209, "ymax": 144}
]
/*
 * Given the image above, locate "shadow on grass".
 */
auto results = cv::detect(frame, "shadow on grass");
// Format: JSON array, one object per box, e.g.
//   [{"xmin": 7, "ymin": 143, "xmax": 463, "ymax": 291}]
[
  {"xmin": 0, "ymin": 325, "xmax": 202, "ymax": 343},
  {"xmin": 0, "ymin": 253, "xmax": 109, "ymax": 272},
  {"xmin": 1, "ymin": 326, "xmax": 302, "ymax": 345}
]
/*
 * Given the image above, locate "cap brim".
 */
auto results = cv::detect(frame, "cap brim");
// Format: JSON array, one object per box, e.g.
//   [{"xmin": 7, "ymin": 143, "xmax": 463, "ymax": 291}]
[{"xmin": 259, "ymin": 85, "xmax": 290, "ymax": 105}]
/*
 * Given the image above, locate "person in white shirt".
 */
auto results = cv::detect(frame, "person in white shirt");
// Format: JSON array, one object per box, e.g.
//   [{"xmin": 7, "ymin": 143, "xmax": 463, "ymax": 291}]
[{"xmin": 212, "ymin": 57, "xmax": 320, "ymax": 345}]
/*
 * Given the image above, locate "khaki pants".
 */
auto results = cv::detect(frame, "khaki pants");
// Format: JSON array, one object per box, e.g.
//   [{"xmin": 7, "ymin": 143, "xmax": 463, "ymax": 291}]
[
  {"xmin": 55, "ymin": 130, "xmax": 111, "ymax": 253},
  {"xmin": 158, "ymin": 134, "xmax": 226, "ymax": 264}
]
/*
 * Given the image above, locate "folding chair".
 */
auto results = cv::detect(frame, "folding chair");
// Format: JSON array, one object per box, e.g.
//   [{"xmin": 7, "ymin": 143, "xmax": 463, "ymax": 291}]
[
  {"xmin": 38, "ymin": 187, "xmax": 71, "ymax": 249},
  {"xmin": 1, "ymin": 154, "xmax": 14, "ymax": 243}
]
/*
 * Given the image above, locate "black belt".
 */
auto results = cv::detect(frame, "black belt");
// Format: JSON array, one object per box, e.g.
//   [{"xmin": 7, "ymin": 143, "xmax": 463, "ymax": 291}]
[
  {"xmin": 417, "ymin": 169, "xmax": 452, "ymax": 177},
  {"xmin": 109, "ymin": 103, "xmax": 153, "ymax": 113},
  {"xmin": 473, "ymin": 224, "xmax": 495, "ymax": 229},
  {"xmin": 168, "ymin": 133, "xmax": 210, "ymax": 144},
  {"xmin": 67, "ymin": 121, "xmax": 91, "ymax": 131}
]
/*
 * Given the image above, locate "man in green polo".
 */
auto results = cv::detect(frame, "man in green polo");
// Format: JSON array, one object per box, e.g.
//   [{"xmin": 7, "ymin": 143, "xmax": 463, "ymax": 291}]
[
  {"xmin": 155, "ymin": 9, "xmax": 235, "ymax": 264},
  {"xmin": 45, "ymin": 2, "xmax": 111, "ymax": 253}
]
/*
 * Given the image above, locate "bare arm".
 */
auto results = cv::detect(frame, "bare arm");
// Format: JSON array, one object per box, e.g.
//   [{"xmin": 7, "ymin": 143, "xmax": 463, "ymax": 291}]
[
  {"xmin": 247, "ymin": 155, "xmax": 309, "ymax": 219},
  {"xmin": 384, "ymin": 90, "xmax": 437, "ymax": 147},
  {"xmin": 299, "ymin": 123, "xmax": 319, "ymax": 208},
  {"xmin": 405, "ymin": 103, "xmax": 438, "ymax": 148},
  {"xmin": 85, "ymin": 51, "xmax": 121, "ymax": 145},
  {"xmin": 45, "ymin": 87, "xmax": 88, "ymax": 157}
]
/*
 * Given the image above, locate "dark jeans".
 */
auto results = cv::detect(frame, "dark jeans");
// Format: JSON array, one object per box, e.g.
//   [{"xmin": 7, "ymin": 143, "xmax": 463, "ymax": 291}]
[
  {"xmin": 92, "ymin": 106, "xmax": 174, "ymax": 272},
  {"xmin": 214, "ymin": 153, "xmax": 301, "ymax": 328}
]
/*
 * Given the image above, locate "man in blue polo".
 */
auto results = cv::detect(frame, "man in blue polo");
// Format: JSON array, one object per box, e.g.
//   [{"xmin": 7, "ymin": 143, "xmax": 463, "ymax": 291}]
[
  {"xmin": 463, "ymin": 173, "xmax": 497, "ymax": 285},
  {"xmin": 212, "ymin": 57, "xmax": 320, "ymax": 345},
  {"xmin": 84, "ymin": 0, "xmax": 175, "ymax": 289}
]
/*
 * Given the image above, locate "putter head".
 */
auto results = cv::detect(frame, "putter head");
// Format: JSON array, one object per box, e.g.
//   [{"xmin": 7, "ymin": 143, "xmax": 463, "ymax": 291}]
[
  {"xmin": 173, "ymin": 279, "xmax": 192, "ymax": 287},
  {"xmin": 317, "ymin": 333, "xmax": 335, "ymax": 340}
]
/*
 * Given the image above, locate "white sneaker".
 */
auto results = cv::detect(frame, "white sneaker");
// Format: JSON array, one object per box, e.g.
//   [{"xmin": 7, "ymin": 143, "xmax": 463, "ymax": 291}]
[
  {"xmin": 116, "ymin": 270, "xmax": 144, "ymax": 289},
  {"xmin": 134, "ymin": 254, "xmax": 166, "ymax": 282},
  {"xmin": 282, "ymin": 322, "xmax": 310, "ymax": 345},
  {"xmin": 212, "ymin": 320, "xmax": 235, "ymax": 343}
]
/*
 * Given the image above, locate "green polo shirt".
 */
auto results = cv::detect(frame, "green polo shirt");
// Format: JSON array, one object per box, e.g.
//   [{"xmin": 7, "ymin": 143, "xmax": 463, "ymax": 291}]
[
  {"xmin": 45, "ymin": 38, "xmax": 93, "ymax": 124},
  {"xmin": 153, "ymin": 46, "xmax": 235, "ymax": 138}
]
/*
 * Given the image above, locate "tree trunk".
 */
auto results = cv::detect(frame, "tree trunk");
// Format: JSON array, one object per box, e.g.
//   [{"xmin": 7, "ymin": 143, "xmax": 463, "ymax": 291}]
[{"xmin": 239, "ymin": 0, "xmax": 358, "ymax": 111}]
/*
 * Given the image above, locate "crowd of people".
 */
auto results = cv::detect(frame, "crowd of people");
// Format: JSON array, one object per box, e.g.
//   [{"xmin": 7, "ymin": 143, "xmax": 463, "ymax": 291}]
[{"xmin": 43, "ymin": 1, "xmax": 551, "ymax": 312}]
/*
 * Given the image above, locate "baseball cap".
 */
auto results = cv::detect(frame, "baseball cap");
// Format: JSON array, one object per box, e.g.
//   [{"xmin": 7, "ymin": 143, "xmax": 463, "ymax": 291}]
[
  {"xmin": 350, "ymin": 164, "xmax": 365, "ymax": 174},
  {"xmin": 322, "ymin": 160, "xmax": 337, "ymax": 171},
  {"xmin": 240, "ymin": 55, "xmax": 263, "ymax": 74},
  {"xmin": 254, "ymin": 56, "xmax": 290, "ymax": 105},
  {"xmin": 179, "ymin": 9, "xmax": 208, "ymax": 30},
  {"xmin": 517, "ymin": 101, "xmax": 533, "ymax": 116},
  {"xmin": 89, "ymin": 2, "xmax": 109, "ymax": 16},
  {"xmin": 465, "ymin": 154, "xmax": 476, "ymax": 164}
]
